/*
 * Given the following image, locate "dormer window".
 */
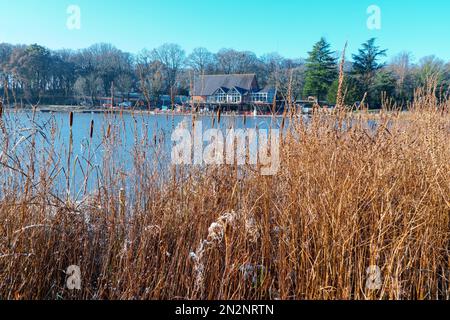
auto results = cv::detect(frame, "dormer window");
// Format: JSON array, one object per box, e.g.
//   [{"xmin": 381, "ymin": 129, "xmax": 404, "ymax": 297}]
[
  {"xmin": 211, "ymin": 88, "xmax": 227, "ymax": 103},
  {"xmin": 227, "ymin": 87, "xmax": 242, "ymax": 104}
]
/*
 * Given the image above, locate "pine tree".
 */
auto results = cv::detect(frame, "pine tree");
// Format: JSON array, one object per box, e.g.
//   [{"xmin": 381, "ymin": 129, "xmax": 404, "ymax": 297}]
[
  {"xmin": 352, "ymin": 38, "xmax": 387, "ymax": 102},
  {"xmin": 303, "ymin": 38, "xmax": 338, "ymax": 103}
]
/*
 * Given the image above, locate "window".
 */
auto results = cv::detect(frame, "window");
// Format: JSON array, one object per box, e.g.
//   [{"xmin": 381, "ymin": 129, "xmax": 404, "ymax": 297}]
[
  {"xmin": 210, "ymin": 88, "xmax": 227, "ymax": 103},
  {"xmin": 227, "ymin": 88, "xmax": 241, "ymax": 104},
  {"xmin": 214, "ymin": 92, "xmax": 227, "ymax": 103},
  {"xmin": 252, "ymin": 93, "xmax": 268, "ymax": 103}
]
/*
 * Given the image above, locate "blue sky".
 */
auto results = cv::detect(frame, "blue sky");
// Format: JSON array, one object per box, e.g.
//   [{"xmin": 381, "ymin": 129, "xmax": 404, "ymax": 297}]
[{"xmin": 1, "ymin": 0, "xmax": 449, "ymax": 62}]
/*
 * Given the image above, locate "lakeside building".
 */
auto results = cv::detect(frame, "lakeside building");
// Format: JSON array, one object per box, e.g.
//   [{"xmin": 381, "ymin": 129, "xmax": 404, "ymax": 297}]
[{"xmin": 190, "ymin": 74, "xmax": 277, "ymax": 111}]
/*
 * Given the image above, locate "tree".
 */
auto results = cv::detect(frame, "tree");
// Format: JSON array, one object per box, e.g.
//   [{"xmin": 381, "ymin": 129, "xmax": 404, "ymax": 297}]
[
  {"xmin": 116, "ymin": 73, "xmax": 135, "ymax": 101},
  {"xmin": 371, "ymin": 70, "xmax": 396, "ymax": 108},
  {"xmin": 135, "ymin": 50, "xmax": 165, "ymax": 108},
  {"xmin": 187, "ymin": 47, "xmax": 215, "ymax": 75},
  {"xmin": 388, "ymin": 52, "xmax": 415, "ymax": 102},
  {"xmin": 303, "ymin": 38, "xmax": 338, "ymax": 103},
  {"xmin": 443, "ymin": 63, "xmax": 450, "ymax": 94},
  {"xmin": 151, "ymin": 43, "xmax": 186, "ymax": 97},
  {"xmin": 273, "ymin": 66, "xmax": 305, "ymax": 105},
  {"xmin": 74, "ymin": 75, "xmax": 104, "ymax": 106},
  {"xmin": 0, "ymin": 43, "xmax": 14, "ymax": 101},
  {"xmin": 11, "ymin": 44, "xmax": 52, "ymax": 102},
  {"xmin": 414, "ymin": 55, "xmax": 445, "ymax": 87},
  {"xmin": 1, "ymin": 39, "xmax": 446, "ymax": 109},
  {"xmin": 215, "ymin": 49, "xmax": 262, "ymax": 75},
  {"xmin": 327, "ymin": 75, "xmax": 361, "ymax": 106},
  {"xmin": 260, "ymin": 53, "xmax": 285, "ymax": 88},
  {"xmin": 215, "ymin": 49, "xmax": 240, "ymax": 74},
  {"xmin": 351, "ymin": 38, "xmax": 387, "ymax": 106},
  {"xmin": 83, "ymin": 43, "xmax": 131, "ymax": 96}
]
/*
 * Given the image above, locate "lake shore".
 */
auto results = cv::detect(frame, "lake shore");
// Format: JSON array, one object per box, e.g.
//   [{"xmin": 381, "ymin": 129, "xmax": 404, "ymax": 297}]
[
  {"xmin": 3, "ymin": 104, "xmax": 385, "ymax": 118},
  {"xmin": 4, "ymin": 105, "xmax": 291, "ymax": 117}
]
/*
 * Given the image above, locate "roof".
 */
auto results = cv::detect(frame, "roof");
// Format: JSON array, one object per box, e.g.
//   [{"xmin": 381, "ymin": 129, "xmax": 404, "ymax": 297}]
[
  {"xmin": 232, "ymin": 87, "xmax": 249, "ymax": 94},
  {"xmin": 192, "ymin": 74, "xmax": 257, "ymax": 96},
  {"xmin": 256, "ymin": 86, "xmax": 277, "ymax": 94}
]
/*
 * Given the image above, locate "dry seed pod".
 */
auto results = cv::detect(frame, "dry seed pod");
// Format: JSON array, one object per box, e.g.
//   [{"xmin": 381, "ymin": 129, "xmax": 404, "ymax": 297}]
[
  {"xmin": 69, "ymin": 111, "xmax": 74, "ymax": 128},
  {"xmin": 90, "ymin": 120, "xmax": 94, "ymax": 139}
]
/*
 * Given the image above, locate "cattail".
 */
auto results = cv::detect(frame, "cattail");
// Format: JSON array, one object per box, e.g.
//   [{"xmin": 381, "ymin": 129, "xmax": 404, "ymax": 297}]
[
  {"xmin": 106, "ymin": 123, "xmax": 111, "ymax": 138},
  {"xmin": 336, "ymin": 42, "xmax": 348, "ymax": 109},
  {"xmin": 69, "ymin": 111, "xmax": 74, "ymax": 128},
  {"xmin": 281, "ymin": 107, "xmax": 287, "ymax": 132},
  {"xmin": 90, "ymin": 119, "xmax": 94, "ymax": 139},
  {"xmin": 217, "ymin": 107, "xmax": 222, "ymax": 125},
  {"xmin": 119, "ymin": 188, "xmax": 126, "ymax": 219}
]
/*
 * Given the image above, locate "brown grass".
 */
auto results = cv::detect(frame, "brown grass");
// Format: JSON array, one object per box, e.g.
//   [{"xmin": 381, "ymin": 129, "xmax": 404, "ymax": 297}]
[{"xmin": 0, "ymin": 86, "xmax": 449, "ymax": 300}]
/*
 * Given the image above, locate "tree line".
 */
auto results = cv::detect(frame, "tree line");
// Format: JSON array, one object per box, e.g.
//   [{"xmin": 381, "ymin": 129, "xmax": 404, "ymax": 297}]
[{"xmin": 0, "ymin": 38, "xmax": 449, "ymax": 108}]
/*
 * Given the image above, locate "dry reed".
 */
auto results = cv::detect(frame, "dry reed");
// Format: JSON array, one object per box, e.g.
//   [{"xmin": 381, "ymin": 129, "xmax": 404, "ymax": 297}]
[{"xmin": 0, "ymin": 85, "xmax": 449, "ymax": 300}]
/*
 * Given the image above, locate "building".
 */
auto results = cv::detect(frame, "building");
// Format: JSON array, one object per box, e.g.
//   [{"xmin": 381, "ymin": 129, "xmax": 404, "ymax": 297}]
[
  {"xmin": 160, "ymin": 95, "xmax": 189, "ymax": 107},
  {"xmin": 190, "ymin": 74, "xmax": 277, "ymax": 109}
]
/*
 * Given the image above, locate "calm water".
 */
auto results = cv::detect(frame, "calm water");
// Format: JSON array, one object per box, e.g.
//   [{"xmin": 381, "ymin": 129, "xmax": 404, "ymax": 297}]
[
  {"xmin": 2, "ymin": 111, "xmax": 281, "ymax": 156},
  {"xmin": 0, "ymin": 111, "xmax": 282, "ymax": 198}
]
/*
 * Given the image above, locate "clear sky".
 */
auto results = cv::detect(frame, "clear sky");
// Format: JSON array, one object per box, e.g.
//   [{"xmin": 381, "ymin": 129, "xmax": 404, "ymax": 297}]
[{"xmin": 1, "ymin": 0, "xmax": 449, "ymax": 62}]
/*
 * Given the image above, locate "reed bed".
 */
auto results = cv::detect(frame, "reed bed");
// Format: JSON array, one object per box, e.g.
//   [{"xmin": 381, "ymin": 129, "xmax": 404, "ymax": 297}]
[{"xmin": 0, "ymin": 86, "xmax": 449, "ymax": 300}]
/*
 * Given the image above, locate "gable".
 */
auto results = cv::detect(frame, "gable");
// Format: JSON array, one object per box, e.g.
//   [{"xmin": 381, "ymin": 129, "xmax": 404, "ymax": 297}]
[{"xmin": 211, "ymin": 87, "xmax": 227, "ymax": 95}]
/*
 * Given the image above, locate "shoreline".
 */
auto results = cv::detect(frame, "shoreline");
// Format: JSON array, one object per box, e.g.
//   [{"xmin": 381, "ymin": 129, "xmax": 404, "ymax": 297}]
[
  {"xmin": 3, "ymin": 105, "xmax": 291, "ymax": 117},
  {"xmin": 3, "ymin": 105, "xmax": 385, "ymax": 118}
]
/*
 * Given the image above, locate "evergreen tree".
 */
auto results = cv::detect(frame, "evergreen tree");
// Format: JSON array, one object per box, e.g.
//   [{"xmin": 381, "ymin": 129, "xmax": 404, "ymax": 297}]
[
  {"xmin": 303, "ymin": 38, "xmax": 338, "ymax": 103},
  {"xmin": 352, "ymin": 38, "xmax": 387, "ymax": 106},
  {"xmin": 372, "ymin": 70, "xmax": 396, "ymax": 108},
  {"xmin": 327, "ymin": 75, "xmax": 362, "ymax": 106}
]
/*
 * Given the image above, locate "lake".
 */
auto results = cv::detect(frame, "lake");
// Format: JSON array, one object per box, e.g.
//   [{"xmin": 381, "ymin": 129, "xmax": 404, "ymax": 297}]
[{"xmin": 0, "ymin": 111, "xmax": 284, "ymax": 199}]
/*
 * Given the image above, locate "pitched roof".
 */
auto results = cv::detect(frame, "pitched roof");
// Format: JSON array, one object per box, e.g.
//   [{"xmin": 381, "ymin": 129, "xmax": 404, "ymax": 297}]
[
  {"xmin": 256, "ymin": 86, "xmax": 277, "ymax": 94},
  {"xmin": 192, "ymin": 74, "xmax": 257, "ymax": 96}
]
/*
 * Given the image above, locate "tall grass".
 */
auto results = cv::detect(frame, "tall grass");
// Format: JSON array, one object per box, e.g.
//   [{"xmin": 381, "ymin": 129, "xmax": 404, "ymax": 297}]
[{"xmin": 0, "ymin": 85, "xmax": 449, "ymax": 300}]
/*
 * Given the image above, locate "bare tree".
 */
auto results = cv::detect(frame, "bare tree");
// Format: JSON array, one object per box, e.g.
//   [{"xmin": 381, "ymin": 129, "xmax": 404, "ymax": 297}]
[
  {"xmin": 415, "ymin": 55, "xmax": 445, "ymax": 87},
  {"xmin": 389, "ymin": 52, "xmax": 414, "ymax": 101},
  {"xmin": 261, "ymin": 53, "xmax": 285, "ymax": 87},
  {"xmin": 74, "ymin": 74, "xmax": 104, "ymax": 106},
  {"xmin": 215, "ymin": 49, "xmax": 261, "ymax": 75},
  {"xmin": 187, "ymin": 47, "xmax": 215, "ymax": 75},
  {"xmin": 151, "ymin": 43, "xmax": 186, "ymax": 99},
  {"xmin": 136, "ymin": 50, "xmax": 165, "ymax": 108}
]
